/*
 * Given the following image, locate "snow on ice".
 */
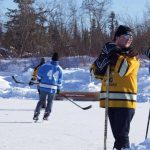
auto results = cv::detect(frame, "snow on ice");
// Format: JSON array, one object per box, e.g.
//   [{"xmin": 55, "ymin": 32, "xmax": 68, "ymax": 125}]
[{"xmin": 0, "ymin": 57, "xmax": 149, "ymax": 150}]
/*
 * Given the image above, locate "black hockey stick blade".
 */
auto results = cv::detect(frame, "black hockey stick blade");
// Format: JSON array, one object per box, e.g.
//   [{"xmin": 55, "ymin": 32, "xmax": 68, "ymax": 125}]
[
  {"xmin": 60, "ymin": 94, "xmax": 92, "ymax": 110},
  {"xmin": 12, "ymin": 76, "xmax": 26, "ymax": 84},
  {"xmin": 69, "ymin": 98, "xmax": 92, "ymax": 110},
  {"xmin": 82, "ymin": 105, "xmax": 92, "ymax": 110}
]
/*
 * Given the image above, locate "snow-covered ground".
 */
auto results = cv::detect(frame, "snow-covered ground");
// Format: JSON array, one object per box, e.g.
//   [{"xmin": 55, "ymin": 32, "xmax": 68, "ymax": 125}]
[
  {"xmin": 0, "ymin": 99, "xmax": 149, "ymax": 150},
  {"xmin": 0, "ymin": 57, "xmax": 149, "ymax": 150}
]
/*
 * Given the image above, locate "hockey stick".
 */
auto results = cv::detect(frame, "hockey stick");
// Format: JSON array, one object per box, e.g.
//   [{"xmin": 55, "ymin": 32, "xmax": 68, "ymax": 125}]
[
  {"xmin": 12, "ymin": 76, "xmax": 38, "ymax": 85},
  {"xmin": 12, "ymin": 76, "xmax": 28, "ymax": 84},
  {"xmin": 104, "ymin": 65, "xmax": 110, "ymax": 150},
  {"xmin": 145, "ymin": 108, "xmax": 150, "ymax": 139},
  {"xmin": 60, "ymin": 94, "xmax": 92, "ymax": 110}
]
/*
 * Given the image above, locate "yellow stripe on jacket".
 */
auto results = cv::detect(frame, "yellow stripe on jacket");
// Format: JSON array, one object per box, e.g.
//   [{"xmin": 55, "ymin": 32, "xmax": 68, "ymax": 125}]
[{"xmin": 100, "ymin": 55, "xmax": 140, "ymax": 109}]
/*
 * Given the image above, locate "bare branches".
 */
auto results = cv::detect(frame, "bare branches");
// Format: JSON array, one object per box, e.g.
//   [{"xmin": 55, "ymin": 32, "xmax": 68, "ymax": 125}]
[{"xmin": 1, "ymin": 0, "xmax": 149, "ymax": 58}]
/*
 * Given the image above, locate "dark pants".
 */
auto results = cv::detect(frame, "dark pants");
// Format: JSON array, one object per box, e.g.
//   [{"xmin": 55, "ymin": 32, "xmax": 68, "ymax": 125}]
[
  {"xmin": 35, "ymin": 91, "xmax": 56, "ymax": 114},
  {"xmin": 38, "ymin": 89, "xmax": 46, "ymax": 108},
  {"xmin": 108, "ymin": 108, "xmax": 135, "ymax": 150}
]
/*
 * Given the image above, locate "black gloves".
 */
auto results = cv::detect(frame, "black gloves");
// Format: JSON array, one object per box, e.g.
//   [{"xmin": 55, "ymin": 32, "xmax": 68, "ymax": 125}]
[
  {"xmin": 109, "ymin": 52, "xmax": 120, "ymax": 66},
  {"xmin": 57, "ymin": 89, "xmax": 60, "ymax": 94},
  {"xmin": 108, "ymin": 46, "xmax": 138, "ymax": 66},
  {"xmin": 91, "ymin": 43, "xmax": 121, "ymax": 76},
  {"xmin": 104, "ymin": 42, "xmax": 121, "ymax": 66},
  {"xmin": 29, "ymin": 81, "xmax": 34, "ymax": 86},
  {"xmin": 103, "ymin": 42, "xmax": 121, "ymax": 55},
  {"xmin": 122, "ymin": 47, "xmax": 138, "ymax": 58}
]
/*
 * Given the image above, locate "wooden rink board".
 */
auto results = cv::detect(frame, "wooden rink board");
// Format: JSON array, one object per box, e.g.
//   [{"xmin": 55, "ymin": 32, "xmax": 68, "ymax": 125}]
[{"xmin": 56, "ymin": 92, "xmax": 99, "ymax": 101}]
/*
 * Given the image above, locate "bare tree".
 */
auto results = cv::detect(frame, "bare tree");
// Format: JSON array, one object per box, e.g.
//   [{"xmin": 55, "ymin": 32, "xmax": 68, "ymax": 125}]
[{"xmin": 81, "ymin": 0, "xmax": 111, "ymax": 56}]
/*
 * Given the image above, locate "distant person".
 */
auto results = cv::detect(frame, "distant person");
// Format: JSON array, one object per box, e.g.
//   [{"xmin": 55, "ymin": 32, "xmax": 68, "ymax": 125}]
[
  {"xmin": 33, "ymin": 52, "xmax": 63, "ymax": 121},
  {"xmin": 149, "ymin": 62, "xmax": 150, "ymax": 74},
  {"xmin": 29, "ymin": 57, "xmax": 46, "ymax": 108},
  {"xmin": 140, "ymin": 48, "xmax": 150, "ymax": 76},
  {"xmin": 29, "ymin": 57, "xmax": 45, "ymax": 85},
  {"xmin": 145, "ymin": 48, "xmax": 150, "ymax": 59},
  {"xmin": 91, "ymin": 25, "xmax": 140, "ymax": 150},
  {"xmin": 145, "ymin": 50, "xmax": 150, "ymax": 74}
]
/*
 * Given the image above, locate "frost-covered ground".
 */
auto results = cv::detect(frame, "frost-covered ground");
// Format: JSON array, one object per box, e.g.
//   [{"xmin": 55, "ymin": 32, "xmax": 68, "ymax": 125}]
[{"xmin": 0, "ymin": 57, "xmax": 149, "ymax": 150}]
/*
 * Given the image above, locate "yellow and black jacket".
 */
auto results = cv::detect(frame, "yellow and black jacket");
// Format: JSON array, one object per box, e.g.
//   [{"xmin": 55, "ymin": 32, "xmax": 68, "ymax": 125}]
[
  {"xmin": 30, "ymin": 63, "xmax": 44, "ymax": 84},
  {"xmin": 30, "ymin": 67, "xmax": 38, "ymax": 83},
  {"xmin": 100, "ymin": 55, "xmax": 140, "ymax": 109}
]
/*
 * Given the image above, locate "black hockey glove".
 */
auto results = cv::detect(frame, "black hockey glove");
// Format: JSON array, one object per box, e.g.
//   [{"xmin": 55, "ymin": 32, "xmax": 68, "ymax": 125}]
[
  {"xmin": 91, "ymin": 43, "xmax": 121, "ymax": 77},
  {"xmin": 102, "ymin": 42, "xmax": 120, "ymax": 55},
  {"xmin": 109, "ymin": 52, "xmax": 120, "ymax": 66},
  {"xmin": 122, "ymin": 46, "xmax": 138, "ymax": 57},
  {"xmin": 29, "ymin": 81, "xmax": 34, "ymax": 86}
]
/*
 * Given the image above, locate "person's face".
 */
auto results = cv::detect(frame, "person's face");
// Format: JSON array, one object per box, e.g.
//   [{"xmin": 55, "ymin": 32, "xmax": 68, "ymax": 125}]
[{"xmin": 115, "ymin": 34, "xmax": 133, "ymax": 48}]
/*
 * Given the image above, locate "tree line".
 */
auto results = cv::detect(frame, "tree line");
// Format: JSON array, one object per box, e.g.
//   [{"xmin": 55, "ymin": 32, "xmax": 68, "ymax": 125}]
[{"xmin": 0, "ymin": 0, "xmax": 150, "ymax": 58}]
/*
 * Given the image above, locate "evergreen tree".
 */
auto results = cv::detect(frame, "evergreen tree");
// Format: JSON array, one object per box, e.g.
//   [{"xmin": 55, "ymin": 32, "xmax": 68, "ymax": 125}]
[{"xmin": 108, "ymin": 11, "xmax": 118, "ymax": 39}]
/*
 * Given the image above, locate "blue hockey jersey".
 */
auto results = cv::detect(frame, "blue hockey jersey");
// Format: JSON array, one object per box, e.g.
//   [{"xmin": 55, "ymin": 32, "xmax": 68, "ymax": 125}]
[{"xmin": 37, "ymin": 61, "xmax": 63, "ymax": 93}]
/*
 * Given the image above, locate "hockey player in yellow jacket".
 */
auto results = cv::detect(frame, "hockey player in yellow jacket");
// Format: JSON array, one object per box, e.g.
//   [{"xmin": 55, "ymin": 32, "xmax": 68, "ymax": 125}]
[
  {"xmin": 91, "ymin": 25, "xmax": 139, "ymax": 150},
  {"xmin": 100, "ymin": 54, "xmax": 140, "ymax": 109},
  {"xmin": 29, "ymin": 58, "xmax": 45, "ymax": 85}
]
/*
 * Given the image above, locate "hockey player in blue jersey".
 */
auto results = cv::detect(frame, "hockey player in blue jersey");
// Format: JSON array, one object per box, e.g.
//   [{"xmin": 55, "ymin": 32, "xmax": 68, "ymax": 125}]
[{"xmin": 33, "ymin": 52, "xmax": 63, "ymax": 121}]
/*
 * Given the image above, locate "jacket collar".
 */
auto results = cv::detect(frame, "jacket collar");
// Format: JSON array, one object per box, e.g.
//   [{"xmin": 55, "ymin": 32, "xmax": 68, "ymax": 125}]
[{"xmin": 50, "ymin": 61, "xmax": 59, "ymax": 66}]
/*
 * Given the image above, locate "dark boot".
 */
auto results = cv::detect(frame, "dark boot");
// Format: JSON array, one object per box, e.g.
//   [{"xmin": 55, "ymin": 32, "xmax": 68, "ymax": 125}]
[
  {"xmin": 43, "ymin": 112, "xmax": 50, "ymax": 120},
  {"xmin": 113, "ymin": 147, "xmax": 128, "ymax": 150},
  {"xmin": 33, "ymin": 112, "xmax": 39, "ymax": 121}
]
